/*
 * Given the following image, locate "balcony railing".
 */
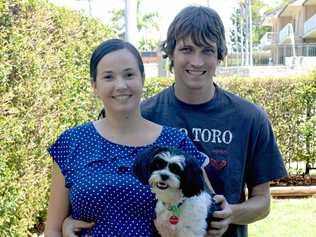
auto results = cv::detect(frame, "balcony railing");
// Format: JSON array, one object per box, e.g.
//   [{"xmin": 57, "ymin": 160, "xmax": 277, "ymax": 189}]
[
  {"xmin": 279, "ymin": 23, "xmax": 293, "ymax": 43},
  {"xmin": 304, "ymin": 14, "xmax": 316, "ymax": 37}
]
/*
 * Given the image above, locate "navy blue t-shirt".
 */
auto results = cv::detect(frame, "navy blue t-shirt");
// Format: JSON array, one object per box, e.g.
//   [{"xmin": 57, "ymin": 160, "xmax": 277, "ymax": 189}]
[{"xmin": 141, "ymin": 84, "xmax": 287, "ymax": 237}]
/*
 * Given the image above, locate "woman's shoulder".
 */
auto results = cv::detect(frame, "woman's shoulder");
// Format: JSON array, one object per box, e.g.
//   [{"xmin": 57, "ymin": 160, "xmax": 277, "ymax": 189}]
[
  {"xmin": 60, "ymin": 121, "xmax": 93, "ymax": 138},
  {"xmin": 161, "ymin": 125, "xmax": 184, "ymax": 135},
  {"xmin": 157, "ymin": 125, "xmax": 188, "ymax": 145},
  {"xmin": 49, "ymin": 122, "xmax": 96, "ymax": 151}
]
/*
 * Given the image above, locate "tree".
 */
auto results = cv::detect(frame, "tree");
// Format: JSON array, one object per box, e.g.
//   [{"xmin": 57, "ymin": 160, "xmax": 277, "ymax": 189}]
[
  {"xmin": 252, "ymin": 0, "xmax": 292, "ymax": 44},
  {"xmin": 230, "ymin": 0, "xmax": 289, "ymax": 50},
  {"xmin": 108, "ymin": 0, "xmax": 160, "ymax": 51},
  {"xmin": 136, "ymin": 0, "xmax": 159, "ymax": 33},
  {"xmin": 108, "ymin": 8, "xmax": 125, "ymax": 39},
  {"xmin": 251, "ymin": 0, "xmax": 271, "ymax": 44},
  {"xmin": 230, "ymin": 7, "xmax": 245, "ymax": 53},
  {"xmin": 138, "ymin": 38, "xmax": 159, "ymax": 51}
]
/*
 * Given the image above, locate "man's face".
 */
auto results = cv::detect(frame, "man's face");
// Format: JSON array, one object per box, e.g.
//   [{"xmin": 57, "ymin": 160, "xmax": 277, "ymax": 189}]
[{"xmin": 172, "ymin": 37, "xmax": 218, "ymax": 91}]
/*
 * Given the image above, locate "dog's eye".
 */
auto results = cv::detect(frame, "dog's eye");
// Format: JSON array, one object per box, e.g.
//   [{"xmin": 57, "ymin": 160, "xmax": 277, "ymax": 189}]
[
  {"xmin": 168, "ymin": 163, "xmax": 182, "ymax": 175},
  {"xmin": 150, "ymin": 158, "xmax": 167, "ymax": 171}
]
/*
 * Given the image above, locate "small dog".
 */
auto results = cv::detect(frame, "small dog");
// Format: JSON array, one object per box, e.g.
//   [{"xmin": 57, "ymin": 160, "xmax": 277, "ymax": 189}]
[{"xmin": 133, "ymin": 146, "xmax": 220, "ymax": 237}]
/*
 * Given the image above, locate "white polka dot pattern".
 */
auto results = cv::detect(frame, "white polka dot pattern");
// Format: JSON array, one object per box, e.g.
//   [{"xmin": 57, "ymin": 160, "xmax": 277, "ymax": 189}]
[{"xmin": 48, "ymin": 122, "xmax": 206, "ymax": 236}]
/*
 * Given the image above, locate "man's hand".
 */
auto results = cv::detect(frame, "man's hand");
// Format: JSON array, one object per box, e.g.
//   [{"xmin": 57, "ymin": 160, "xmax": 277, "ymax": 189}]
[
  {"xmin": 206, "ymin": 195, "xmax": 232, "ymax": 237},
  {"xmin": 62, "ymin": 216, "xmax": 94, "ymax": 237}
]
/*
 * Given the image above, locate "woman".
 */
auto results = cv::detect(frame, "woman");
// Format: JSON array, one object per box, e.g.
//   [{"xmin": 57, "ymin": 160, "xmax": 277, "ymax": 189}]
[{"xmin": 45, "ymin": 39, "xmax": 210, "ymax": 236}]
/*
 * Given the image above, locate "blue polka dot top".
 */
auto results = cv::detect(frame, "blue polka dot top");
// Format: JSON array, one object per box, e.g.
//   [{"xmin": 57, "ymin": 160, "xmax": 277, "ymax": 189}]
[{"xmin": 48, "ymin": 122, "xmax": 206, "ymax": 237}]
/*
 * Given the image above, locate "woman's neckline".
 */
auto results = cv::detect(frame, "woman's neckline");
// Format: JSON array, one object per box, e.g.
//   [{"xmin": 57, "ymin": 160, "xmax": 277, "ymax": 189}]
[{"xmin": 90, "ymin": 121, "xmax": 165, "ymax": 148}]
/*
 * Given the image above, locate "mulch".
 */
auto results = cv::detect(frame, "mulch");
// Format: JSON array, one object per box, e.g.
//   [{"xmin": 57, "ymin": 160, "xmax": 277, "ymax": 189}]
[{"xmin": 271, "ymin": 175, "xmax": 316, "ymax": 186}]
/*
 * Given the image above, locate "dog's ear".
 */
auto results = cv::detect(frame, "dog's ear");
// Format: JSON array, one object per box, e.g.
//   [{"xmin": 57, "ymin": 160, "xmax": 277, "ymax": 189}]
[
  {"xmin": 180, "ymin": 155, "xmax": 204, "ymax": 197},
  {"xmin": 132, "ymin": 145, "xmax": 163, "ymax": 184}
]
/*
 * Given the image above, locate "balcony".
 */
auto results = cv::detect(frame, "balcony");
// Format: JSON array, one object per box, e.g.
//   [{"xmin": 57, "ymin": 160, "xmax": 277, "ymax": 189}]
[
  {"xmin": 303, "ymin": 14, "xmax": 316, "ymax": 39},
  {"xmin": 279, "ymin": 23, "xmax": 294, "ymax": 43},
  {"xmin": 259, "ymin": 32, "xmax": 273, "ymax": 49}
]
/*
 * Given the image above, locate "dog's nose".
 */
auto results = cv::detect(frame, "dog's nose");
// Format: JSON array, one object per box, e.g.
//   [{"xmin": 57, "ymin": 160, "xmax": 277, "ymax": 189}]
[{"xmin": 160, "ymin": 174, "xmax": 169, "ymax": 181}]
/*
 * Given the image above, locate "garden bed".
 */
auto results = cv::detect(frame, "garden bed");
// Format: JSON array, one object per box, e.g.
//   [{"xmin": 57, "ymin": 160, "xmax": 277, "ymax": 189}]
[
  {"xmin": 271, "ymin": 175, "xmax": 316, "ymax": 186},
  {"xmin": 270, "ymin": 175, "xmax": 316, "ymax": 198}
]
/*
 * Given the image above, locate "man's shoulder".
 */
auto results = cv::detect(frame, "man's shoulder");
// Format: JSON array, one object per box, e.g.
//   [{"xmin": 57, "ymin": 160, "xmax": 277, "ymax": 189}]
[
  {"xmin": 219, "ymin": 86, "xmax": 268, "ymax": 120},
  {"xmin": 141, "ymin": 86, "xmax": 172, "ymax": 111}
]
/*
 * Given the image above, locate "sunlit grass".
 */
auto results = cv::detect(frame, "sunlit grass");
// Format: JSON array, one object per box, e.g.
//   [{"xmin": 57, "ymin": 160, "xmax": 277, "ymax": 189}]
[{"xmin": 249, "ymin": 197, "xmax": 316, "ymax": 237}]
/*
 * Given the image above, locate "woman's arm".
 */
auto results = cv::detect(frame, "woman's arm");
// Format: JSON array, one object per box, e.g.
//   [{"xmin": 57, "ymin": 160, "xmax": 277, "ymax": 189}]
[{"xmin": 44, "ymin": 162, "xmax": 70, "ymax": 237}]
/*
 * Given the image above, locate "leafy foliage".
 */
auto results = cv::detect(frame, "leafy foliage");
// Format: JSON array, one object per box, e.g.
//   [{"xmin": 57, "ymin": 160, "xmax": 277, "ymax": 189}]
[
  {"xmin": 251, "ymin": 0, "xmax": 272, "ymax": 45},
  {"xmin": 230, "ymin": 0, "xmax": 280, "ymax": 48},
  {"xmin": 230, "ymin": 7, "xmax": 245, "ymax": 53},
  {"xmin": 143, "ymin": 77, "xmax": 174, "ymax": 99},
  {"xmin": 0, "ymin": 0, "xmax": 113, "ymax": 235},
  {"xmin": 108, "ymin": 8, "xmax": 125, "ymax": 39},
  {"xmin": 138, "ymin": 38, "xmax": 160, "ymax": 52},
  {"xmin": 108, "ymin": 0, "xmax": 160, "ymax": 51},
  {"xmin": 1, "ymin": 1, "xmax": 315, "ymax": 235},
  {"xmin": 144, "ymin": 74, "xmax": 316, "ymax": 174},
  {"xmin": 216, "ymin": 74, "xmax": 315, "ymax": 173}
]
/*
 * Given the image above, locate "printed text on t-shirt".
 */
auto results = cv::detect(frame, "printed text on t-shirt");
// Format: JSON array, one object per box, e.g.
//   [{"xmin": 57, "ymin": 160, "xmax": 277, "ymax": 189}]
[{"xmin": 179, "ymin": 128, "xmax": 233, "ymax": 144}]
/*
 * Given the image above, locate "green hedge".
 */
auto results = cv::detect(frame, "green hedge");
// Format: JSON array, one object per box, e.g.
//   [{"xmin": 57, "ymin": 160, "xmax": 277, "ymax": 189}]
[
  {"xmin": 216, "ymin": 74, "xmax": 316, "ymax": 174},
  {"xmin": 1, "ymin": 0, "xmax": 315, "ymax": 235},
  {"xmin": 144, "ymin": 74, "xmax": 316, "ymax": 174},
  {"xmin": 0, "ymin": 0, "xmax": 113, "ymax": 235}
]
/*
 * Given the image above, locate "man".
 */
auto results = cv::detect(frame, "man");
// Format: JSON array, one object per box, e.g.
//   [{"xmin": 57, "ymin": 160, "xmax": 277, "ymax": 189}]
[{"xmin": 62, "ymin": 6, "xmax": 287, "ymax": 237}]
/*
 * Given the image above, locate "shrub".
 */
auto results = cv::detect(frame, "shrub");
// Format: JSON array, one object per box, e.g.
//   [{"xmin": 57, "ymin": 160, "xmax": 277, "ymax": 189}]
[
  {"xmin": 1, "ymin": 1, "xmax": 315, "ymax": 235},
  {"xmin": 216, "ymin": 74, "xmax": 315, "ymax": 173},
  {"xmin": 0, "ymin": 0, "xmax": 113, "ymax": 235},
  {"xmin": 144, "ymin": 73, "xmax": 316, "ymax": 174}
]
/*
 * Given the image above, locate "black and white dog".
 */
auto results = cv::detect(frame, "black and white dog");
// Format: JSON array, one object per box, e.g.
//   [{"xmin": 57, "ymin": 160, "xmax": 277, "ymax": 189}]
[{"xmin": 133, "ymin": 146, "xmax": 221, "ymax": 237}]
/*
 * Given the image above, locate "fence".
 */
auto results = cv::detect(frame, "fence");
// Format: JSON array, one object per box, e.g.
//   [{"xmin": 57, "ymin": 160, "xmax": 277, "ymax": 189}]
[{"xmin": 226, "ymin": 43, "xmax": 316, "ymax": 66}]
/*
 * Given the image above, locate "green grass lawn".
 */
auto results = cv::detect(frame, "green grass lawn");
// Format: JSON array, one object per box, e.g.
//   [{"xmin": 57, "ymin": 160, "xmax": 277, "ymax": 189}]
[{"xmin": 249, "ymin": 197, "xmax": 316, "ymax": 237}]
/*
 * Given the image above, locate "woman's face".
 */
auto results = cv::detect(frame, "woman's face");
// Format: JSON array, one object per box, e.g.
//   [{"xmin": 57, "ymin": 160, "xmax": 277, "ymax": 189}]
[{"xmin": 92, "ymin": 48, "xmax": 144, "ymax": 116}]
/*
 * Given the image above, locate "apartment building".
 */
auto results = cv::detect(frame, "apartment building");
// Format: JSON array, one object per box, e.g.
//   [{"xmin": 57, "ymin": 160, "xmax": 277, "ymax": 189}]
[{"xmin": 261, "ymin": 0, "xmax": 316, "ymax": 66}]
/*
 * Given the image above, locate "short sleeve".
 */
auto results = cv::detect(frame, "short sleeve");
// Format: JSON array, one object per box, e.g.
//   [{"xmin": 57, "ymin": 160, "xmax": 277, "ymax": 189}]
[
  {"xmin": 247, "ymin": 114, "xmax": 288, "ymax": 187},
  {"xmin": 48, "ymin": 129, "xmax": 76, "ymax": 187},
  {"xmin": 178, "ymin": 134, "xmax": 207, "ymax": 167}
]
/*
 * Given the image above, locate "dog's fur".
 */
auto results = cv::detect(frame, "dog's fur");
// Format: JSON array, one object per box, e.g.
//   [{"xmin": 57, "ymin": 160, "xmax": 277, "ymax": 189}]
[{"xmin": 133, "ymin": 146, "xmax": 214, "ymax": 237}]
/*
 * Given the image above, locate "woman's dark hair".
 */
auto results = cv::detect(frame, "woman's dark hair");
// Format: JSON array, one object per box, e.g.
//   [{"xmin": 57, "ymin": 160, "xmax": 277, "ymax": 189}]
[
  {"xmin": 90, "ymin": 38, "xmax": 145, "ymax": 82},
  {"xmin": 91, "ymin": 39, "xmax": 145, "ymax": 119},
  {"xmin": 161, "ymin": 6, "xmax": 227, "ymax": 71}
]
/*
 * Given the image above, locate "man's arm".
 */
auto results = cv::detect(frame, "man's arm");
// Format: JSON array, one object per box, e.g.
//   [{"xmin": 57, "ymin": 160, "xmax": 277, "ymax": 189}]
[
  {"xmin": 206, "ymin": 182, "xmax": 270, "ymax": 237},
  {"xmin": 206, "ymin": 194, "xmax": 232, "ymax": 237},
  {"xmin": 230, "ymin": 182, "xmax": 271, "ymax": 225},
  {"xmin": 62, "ymin": 217, "xmax": 95, "ymax": 237}
]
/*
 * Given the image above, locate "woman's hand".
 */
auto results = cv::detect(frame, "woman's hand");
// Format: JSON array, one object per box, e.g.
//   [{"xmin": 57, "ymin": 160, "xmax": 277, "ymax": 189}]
[
  {"xmin": 62, "ymin": 216, "xmax": 95, "ymax": 237},
  {"xmin": 206, "ymin": 195, "xmax": 232, "ymax": 237}
]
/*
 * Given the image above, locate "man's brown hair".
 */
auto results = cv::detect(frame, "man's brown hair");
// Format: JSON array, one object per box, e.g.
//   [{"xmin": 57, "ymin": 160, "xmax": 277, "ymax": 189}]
[{"xmin": 161, "ymin": 6, "xmax": 227, "ymax": 71}]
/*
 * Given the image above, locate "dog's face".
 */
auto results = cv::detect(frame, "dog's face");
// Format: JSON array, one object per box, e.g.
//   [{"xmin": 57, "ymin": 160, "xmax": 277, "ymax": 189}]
[
  {"xmin": 133, "ymin": 146, "xmax": 204, "ymax": 203},
  {"xmin": 149, "ymin": 150, "xmax": 185, "ymax": 202}
]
